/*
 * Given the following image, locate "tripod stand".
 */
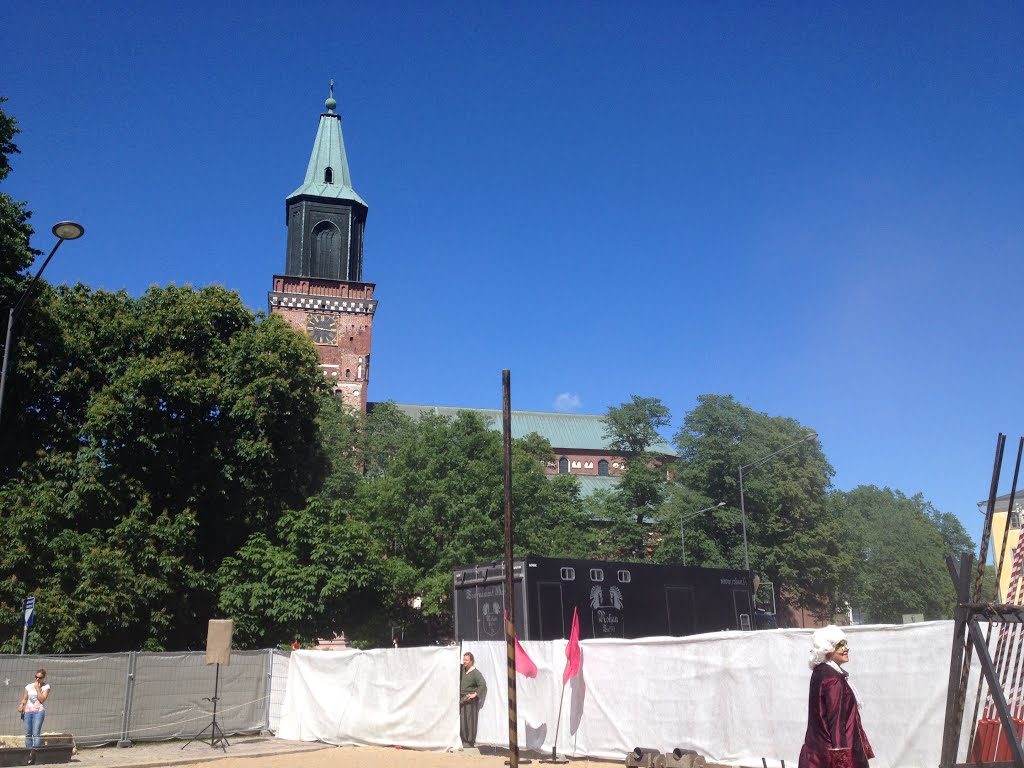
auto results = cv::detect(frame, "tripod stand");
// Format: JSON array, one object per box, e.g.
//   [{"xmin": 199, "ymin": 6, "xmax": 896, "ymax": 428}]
[{"xmin": 183, "ymin": 662, "xmax": 230, "ymax": 751}]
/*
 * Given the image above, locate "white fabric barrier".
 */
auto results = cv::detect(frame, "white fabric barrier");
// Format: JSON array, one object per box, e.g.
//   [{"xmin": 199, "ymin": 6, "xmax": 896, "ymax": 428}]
[
  {"xmin": 466, "ymin": 622, "xmax": 965, "ymax": 768},
  {"xmin": 278, "ymin": 623, "xmax": 973, "ymax": 766},
  {"xmin": 277, "ymin": 645, "xmax": 461, "ymax": 750}
]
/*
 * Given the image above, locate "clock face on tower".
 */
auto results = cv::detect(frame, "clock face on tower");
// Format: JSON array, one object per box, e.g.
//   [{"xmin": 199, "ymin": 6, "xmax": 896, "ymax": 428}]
[{"xmin": 305, "ymin": 312, "xmax": 339, "ymax": 345}]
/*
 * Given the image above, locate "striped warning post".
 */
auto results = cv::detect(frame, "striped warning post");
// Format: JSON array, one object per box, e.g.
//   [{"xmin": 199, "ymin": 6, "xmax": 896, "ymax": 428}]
[{"xmin": 505, "ymin": 615, "xmax": 520, "ymax": 767}]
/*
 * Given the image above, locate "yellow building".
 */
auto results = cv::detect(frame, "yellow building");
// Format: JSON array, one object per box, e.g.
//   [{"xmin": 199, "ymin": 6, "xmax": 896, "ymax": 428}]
[{"xmin": 980, "ymin": 492, "xmax": 1023, "ymax": 603}]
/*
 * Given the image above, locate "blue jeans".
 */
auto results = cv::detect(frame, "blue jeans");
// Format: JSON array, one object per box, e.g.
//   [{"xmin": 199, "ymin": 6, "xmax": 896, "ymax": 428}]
[{"xmin": 24, "ymin": 709, "xmax": 44, "ymax": 747}]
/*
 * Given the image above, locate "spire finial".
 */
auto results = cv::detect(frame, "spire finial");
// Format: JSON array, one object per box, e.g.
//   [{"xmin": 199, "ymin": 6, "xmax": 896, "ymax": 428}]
[{"xmin": 325, "ymin": 79, "xmax": 337, "ymax": 113}]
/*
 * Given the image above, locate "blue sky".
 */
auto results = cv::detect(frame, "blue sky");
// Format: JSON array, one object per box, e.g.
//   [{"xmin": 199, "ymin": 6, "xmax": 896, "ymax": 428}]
[{"xmin": 4, "ymin": 1, "xmax": 1022, "ymax": 545}]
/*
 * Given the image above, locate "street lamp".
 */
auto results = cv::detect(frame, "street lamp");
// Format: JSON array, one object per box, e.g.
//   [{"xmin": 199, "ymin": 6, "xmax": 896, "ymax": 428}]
[
  {"xmin": 0, "ymin": 221, "xmax": 85, "ymax": 428},
  {"xmin": 738, "ymin": 431, "xmax": 817, "ymax": 573},
  {"xmin": 681, "ymin": 501, "xmax": 725, "ymax": 567}
]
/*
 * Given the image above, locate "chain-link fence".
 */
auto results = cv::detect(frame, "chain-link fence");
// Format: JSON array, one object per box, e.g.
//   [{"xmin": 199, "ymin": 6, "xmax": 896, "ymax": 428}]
[{"xmin": 1, "ymin": 649, "xmax": 289, "ymax": 747}]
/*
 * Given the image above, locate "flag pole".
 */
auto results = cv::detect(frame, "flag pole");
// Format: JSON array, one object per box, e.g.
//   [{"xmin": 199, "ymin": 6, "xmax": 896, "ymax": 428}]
[
  {"xmin": 543, "ymin": 606, "xmax": 579, "ymax": 764},
  {"xmin": 548, "ymin": 683, "xmax": 567, "ymax": 763}
]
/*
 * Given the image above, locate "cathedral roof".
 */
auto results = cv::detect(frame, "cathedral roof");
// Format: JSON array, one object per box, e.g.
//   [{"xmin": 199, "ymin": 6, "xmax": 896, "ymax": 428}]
[
  {"xmin": 287, "ymin": 81, "xmax": 367, "ymax": 207},
  {"xmin": 376, "ymin": 403, "xmax": 677, "ymax": 456}
]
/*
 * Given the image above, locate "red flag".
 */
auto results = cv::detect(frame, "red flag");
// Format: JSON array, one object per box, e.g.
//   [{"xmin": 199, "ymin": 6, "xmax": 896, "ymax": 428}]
[
  {"xmin": 562, "ymin": 607, "xmax": 581, "ymax": 685},
  {"xmin": 515, "ymin": 635, "xmax": 538, "ymax": 678},
  {"xmin": 505, "ymin": 612, "xmax": 538, "ymax": 678}
]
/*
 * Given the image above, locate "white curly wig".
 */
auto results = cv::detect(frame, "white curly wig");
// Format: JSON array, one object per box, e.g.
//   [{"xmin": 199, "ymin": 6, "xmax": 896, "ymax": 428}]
[{"xmin": 808, "ymin": 625, "xmax": 847, "ymax": 668}]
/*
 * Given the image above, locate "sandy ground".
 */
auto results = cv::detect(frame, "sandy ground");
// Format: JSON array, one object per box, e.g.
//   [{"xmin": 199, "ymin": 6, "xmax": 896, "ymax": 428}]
[
  {"xmin": 65, "ymin": 737, "xmax": 619, "ymax": 768},
  {"xmin": 173, "ymin": 745, "xmax": 613, "ymax": 768}
]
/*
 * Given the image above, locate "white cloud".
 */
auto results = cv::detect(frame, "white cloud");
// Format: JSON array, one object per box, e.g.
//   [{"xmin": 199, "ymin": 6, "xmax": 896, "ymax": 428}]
[{"xmin": 552, "ymin": 392, "xmax": 582, "ymax": 412}]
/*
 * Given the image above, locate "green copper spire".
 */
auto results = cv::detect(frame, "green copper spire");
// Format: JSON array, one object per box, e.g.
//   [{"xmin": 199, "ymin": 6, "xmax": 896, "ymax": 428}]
[{"xmin": 287, "ymin": 81, "xmax": 366, "ymax": 206}]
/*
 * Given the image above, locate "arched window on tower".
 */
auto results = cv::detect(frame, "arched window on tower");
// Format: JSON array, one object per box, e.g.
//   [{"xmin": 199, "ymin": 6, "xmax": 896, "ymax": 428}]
[
  {"xmin": 310, "ymin": 221, "xmax": 341, "ymax": 279},
  {"xmin": 558, "ymin": 457, "xmax": 569, "ymax": 474},
  {"xmin": 324, "ymin": 167, "xmax": 334, "ymax": 184},
  {"xmin": 598, "ymin": 459, "xmax": 609, "ymax": 476}
]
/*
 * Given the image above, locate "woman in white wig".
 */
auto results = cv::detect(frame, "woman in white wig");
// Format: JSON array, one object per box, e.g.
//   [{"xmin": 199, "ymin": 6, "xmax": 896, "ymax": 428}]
[{"xmin": 798, "ymin": 625, "xmax": 874, "ymax": 768}]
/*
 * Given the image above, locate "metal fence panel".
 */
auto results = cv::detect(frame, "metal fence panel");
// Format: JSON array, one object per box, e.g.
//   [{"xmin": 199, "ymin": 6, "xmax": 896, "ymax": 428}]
[
  {"xmin": 0, "ymin": 654, "xmax": 129, "ymax": 747},
  {"xmin": 127, "ymin": 651, "xmax": 267, "ymax": 743},
  {"xmin": 0, "ymin": 650, "xmax": 277, "ymax": 747},
  {"xmin": 267, "ymin": 650, "xmax": 290, "ymax": 734}
]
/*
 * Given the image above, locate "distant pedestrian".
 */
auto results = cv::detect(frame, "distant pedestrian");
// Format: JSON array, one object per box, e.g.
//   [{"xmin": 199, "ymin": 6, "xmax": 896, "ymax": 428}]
[
  {"xmin": 18, "ymin": 668, "xmax": 50, "ymax": 748},
  {"xmin": 799, "ymin": 626, "xmax": 874, "ymax": 768},
  {"xmin": 459, "ymin": 652, "xmax": 486, "ymax": 748}
]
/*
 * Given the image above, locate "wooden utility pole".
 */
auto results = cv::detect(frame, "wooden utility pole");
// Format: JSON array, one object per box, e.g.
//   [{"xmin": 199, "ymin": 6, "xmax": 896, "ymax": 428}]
[{"xmin": 501, "ymin": 369, "xmax": 520, "ymax": 768}]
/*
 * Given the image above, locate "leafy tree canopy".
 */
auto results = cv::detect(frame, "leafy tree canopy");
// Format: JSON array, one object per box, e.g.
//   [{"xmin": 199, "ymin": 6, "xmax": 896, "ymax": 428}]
[
  {"xmin": 0, "ymin": 96, "xmax": 37, "ymax": 317},
  {"xmin": 602, "ymin": 395, "xmax": 671, "ymax": 454},
  {"xmin": 0, "ymin": 284, "xmax": 328, "ymax": 652},
  {"xmin": 674, "ymin": 394, "xmax": 838, "ymax": 619},
  {"xmin": 340, "ymin": 407, "xmax": 598, "ymax": 643},
  {"xmin": 600, "ymin": 395, "xmax": 673, "ymax": 530},
  {"xmin": 834, "ymin": 485, "xmax": 964, "ymax": 622}
]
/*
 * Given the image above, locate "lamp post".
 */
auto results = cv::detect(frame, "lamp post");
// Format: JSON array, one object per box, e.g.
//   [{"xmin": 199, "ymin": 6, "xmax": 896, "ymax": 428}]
[
  {"xmin": 0, "ymin": 221, "xmax": 85, "ymax": 428},
  {"xmin": 681, "ymin": 501, "xmax": 725, "ymax": 567},
  {"xmin": 738, "ymin": 431, "xmax": 817, "ymax": 573}
]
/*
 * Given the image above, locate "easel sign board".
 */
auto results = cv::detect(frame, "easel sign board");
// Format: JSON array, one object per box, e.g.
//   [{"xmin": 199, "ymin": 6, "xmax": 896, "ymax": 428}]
[{"xmin": 206, "ymin": 619, "xmax": 233, "ymax": 666}]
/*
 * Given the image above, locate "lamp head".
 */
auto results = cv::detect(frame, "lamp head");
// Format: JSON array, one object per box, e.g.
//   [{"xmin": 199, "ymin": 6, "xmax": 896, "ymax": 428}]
[{"xmin": 52, "ymin": 221, "xmax": 85, "ymax": 240}]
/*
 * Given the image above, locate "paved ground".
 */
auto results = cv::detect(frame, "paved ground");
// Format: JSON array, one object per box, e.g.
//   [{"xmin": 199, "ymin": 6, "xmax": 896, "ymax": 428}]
[
  {"xmin": 62, "ymin": 736, "xmax": 619, "ymax": 768},
  {"xmin": 68, "ymin": 735, "xmax": 331, "ymax": 768}
]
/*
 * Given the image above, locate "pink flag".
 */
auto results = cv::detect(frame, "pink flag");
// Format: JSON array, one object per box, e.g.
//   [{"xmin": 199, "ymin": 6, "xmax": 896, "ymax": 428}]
[
  {"xmin": 562, "ymin": 607, "xmax": 581, "ymax": 685},
  {"xmin": 515, "ymin": 635, "xmax": 538, "ymax": 678},
  {"xmin": 505, "ymin": 612, "xmax": 538, "ymax": 678}
]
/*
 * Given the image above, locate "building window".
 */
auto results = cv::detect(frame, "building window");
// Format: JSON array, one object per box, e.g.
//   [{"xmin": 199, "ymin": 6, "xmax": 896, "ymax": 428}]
[
  {"xmin": 558, "ymin": 457, "xmax": 569, "ymax": 474},
  {"xmin": 324, "ymin": 167, "xmax": 334, "ymax": 184},
  {"xmin": 311, "ymin": 221, "xmax": 341, "ymax": 278},
  {"xmin": 1012, "ymin": 505, "xmax": 1023, "ymax": 530},
  {"xmin": 598, "ymin": 459, "xmax": 609, "ymax": 476}
]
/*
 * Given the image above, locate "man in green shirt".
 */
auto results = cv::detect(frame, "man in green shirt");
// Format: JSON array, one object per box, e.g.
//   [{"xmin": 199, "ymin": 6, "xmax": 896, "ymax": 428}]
[{"xmin": 459, "ymin": 651, "xmax": 487, "ymax": 747}]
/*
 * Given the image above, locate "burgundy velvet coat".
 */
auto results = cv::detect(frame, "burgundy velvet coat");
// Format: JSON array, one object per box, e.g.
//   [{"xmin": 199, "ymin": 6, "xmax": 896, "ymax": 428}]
[{"xmin": 798, "ymin": 663, "xmax": 874, "ymax": 768}]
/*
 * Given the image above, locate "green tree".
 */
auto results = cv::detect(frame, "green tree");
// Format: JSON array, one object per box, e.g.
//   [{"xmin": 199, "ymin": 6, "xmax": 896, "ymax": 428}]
[
  {"xmin": 674, "ymin": 394, "xmax": 838, "ymax": 619},
  {"xmin": 601, "ymin": 396, "xmax": 672, "ymax": 543},
  {"xmin": 507, "ymin": 431, "xmax": 600, "ymax": 559},
  {"xmin": 359, "ymin": 401, "xmax": 416, "ymax": 479},
  {"xmin": 924, "ymin": 501, "xmax": 975, "ymax": 560},
  {"xmin": 347, "ymin": 408, "xmax": 593, "ymax": 644},
  {"xmin": 603, "ymin": 395, "xmax": 671, "ymax": 454},
  {"xmin": 315, "ymin": 392, "xmax": 364, "ymax": 501},
  {"xmin": 836, "ymin": 485, "xmax": 956, "ymax": 622},
  {"xmin": 0, "ymin": 284, "xmax": 328, "ymax": 652},
  {"xmin": 0, "ymin": 96, "xmax": 37, "ymax": 312},
  {"xmin": 655, "ymin": 485, "xmax": 733, "ymax": 567},
  {"xmin": 216, "ymin": 498, "xmax": 387, "ymax": 647}
]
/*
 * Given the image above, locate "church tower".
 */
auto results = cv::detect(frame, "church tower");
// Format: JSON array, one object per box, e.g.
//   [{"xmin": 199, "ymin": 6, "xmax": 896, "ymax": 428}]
[{"xmin": 269, "ymin": 83, "xmax": 376, "ymax": 411}]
